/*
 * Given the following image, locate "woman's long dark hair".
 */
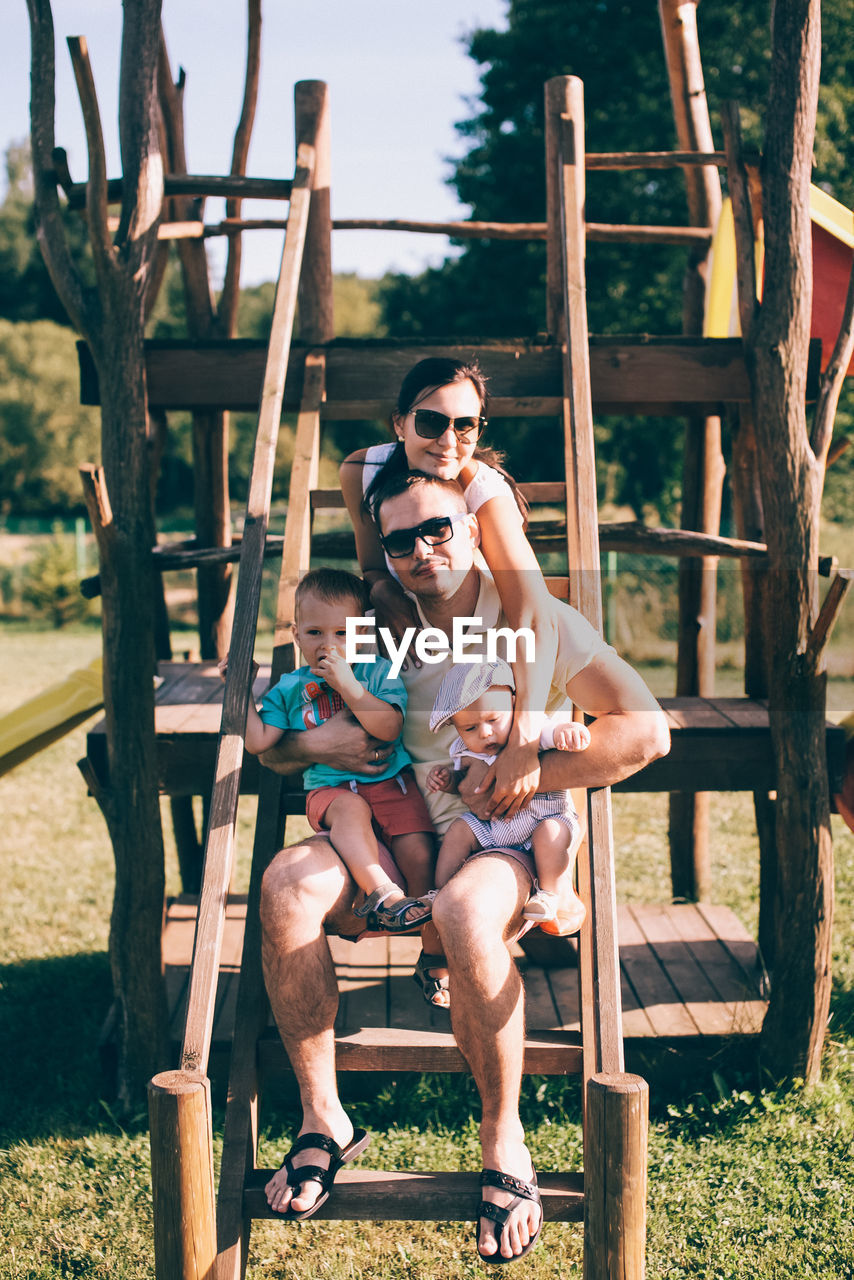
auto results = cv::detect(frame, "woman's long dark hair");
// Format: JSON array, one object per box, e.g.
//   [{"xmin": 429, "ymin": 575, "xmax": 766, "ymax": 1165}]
[{"xmin": 362, "ymin": 356, "xmax": 529, "ymax": 526}]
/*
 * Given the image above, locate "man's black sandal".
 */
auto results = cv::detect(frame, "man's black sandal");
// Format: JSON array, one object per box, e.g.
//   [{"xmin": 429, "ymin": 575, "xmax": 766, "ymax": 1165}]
[
  {"xmin": 476, "ymin": 1167, "xmax": 542, "ymax": 1264},
  {"xmin": 353, "ymin": 884, "xmax": 436, "ymax": 933},
  {"xmin": 273, "ymin": 1128, "xmax": 370, "ymax": 1220},
  {"xmin": 413, "ymin": 950, "xmax": 450, "ymax": 1009}
]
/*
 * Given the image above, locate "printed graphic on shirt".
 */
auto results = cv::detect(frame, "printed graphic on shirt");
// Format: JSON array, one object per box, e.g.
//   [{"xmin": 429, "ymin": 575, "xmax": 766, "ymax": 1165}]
[{"xmin": 300, "ymin": 681, "xmax": 345, "ymax": 728}]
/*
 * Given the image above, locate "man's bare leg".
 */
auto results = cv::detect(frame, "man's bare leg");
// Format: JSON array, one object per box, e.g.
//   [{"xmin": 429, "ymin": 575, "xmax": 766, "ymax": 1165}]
[
  {"xmin": 432, "ymin": 853, "xmax": 542, "ymax": 1260},
  {"xmin": 260, "ymin": 834, "xmax": 366, "ymax": 1215}
]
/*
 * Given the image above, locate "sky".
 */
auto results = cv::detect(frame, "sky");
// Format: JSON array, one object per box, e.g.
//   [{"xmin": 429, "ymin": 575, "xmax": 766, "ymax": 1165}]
[{"xmin": 5, "ymin": 0, "xmax": 509, "ymax": 284}]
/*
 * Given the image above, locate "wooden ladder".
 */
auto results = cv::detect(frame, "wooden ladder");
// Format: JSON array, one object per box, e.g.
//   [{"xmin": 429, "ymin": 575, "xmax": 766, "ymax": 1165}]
[{"xmin": 147, "ymin": 76, "xmax": 648, "ymax": 1280}]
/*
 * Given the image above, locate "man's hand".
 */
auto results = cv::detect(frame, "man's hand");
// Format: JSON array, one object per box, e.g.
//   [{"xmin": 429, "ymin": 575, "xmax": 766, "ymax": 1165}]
[
  {"xmin": 481, "ymin": 740, "xmax": 541, "ymax": 820},
  {"xmin": 456, "ymin": 756, "xmax": 493, "ymax": 819},
  {"xmin": 258, "ymin": 709, "xmax": 393, "ymax": 776}
]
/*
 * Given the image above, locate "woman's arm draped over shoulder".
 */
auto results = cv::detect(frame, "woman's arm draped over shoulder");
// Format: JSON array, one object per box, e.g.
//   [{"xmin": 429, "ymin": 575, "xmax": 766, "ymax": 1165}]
[{"xmin": 475, "ymin": 490, "xmax": 560, "ymax": 818}]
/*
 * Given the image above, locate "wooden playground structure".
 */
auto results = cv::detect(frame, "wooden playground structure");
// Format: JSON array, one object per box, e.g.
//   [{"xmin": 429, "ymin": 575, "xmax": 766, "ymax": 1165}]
[
  {"xmin": 20, "ymin": 4, "xmax": 850, "ymax": 1278},
  {"xmin": 75, "ymin": 68, "xmax": 848, "ymax": 1278}
]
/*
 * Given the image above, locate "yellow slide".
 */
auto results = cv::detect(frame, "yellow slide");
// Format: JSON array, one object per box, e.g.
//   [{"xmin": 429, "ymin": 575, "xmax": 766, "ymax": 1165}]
[{"xmin": 0, "ymin": 657, "xmax": 103, "ymax": 777}]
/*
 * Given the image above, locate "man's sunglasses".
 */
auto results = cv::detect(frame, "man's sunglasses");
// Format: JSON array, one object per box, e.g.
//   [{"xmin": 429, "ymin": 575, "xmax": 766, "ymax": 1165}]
[
  {"xmin": 379, "ymin": 512, "xmax": 469, "ymax": 559},
  {"xmin": 412, "ymin": 409, "xmax": 486, "ymax": 440}
]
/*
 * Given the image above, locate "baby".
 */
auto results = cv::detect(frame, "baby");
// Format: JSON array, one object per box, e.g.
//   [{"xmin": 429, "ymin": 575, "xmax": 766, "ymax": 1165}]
[
  {"xmin": 426, "ymin": 658, "xmax": 589, "ymax": 935},
  {"xmin": 221, "ymin": 567, "xmax": 436, "ymax": 934}
]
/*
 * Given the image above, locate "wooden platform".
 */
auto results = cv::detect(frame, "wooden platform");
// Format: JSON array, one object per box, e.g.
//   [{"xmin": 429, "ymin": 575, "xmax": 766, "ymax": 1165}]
[
  {"xmin": 85, "ymin": 661, "xmax": 847, "ymax": 800},
  {"xmin": 162, "ymin": 895, "xmax": 767, "ymax": 1062}
]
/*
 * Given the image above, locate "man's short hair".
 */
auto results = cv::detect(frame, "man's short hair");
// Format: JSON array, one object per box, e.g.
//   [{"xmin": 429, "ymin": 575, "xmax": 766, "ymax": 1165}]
[
  {"xmin": 295, "ymin": 567, "xmax": 370, "ymax": 615},
  {"xmin": 371, "ymin": 469, "xmax": 468, "ymax": 530}
]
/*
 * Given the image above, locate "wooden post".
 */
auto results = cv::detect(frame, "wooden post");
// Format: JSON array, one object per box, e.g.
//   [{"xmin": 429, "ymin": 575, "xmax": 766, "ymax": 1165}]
[
  {"xmin": 729, "ymin": 401, "xmax": 778, "ymax": 970},
  {"xmin": 148, "ymin": 1071, "xmax": 216, "ymax": 1280},
  {"xmin": 546, "ymin": 77, "xmax": 625, "ymax": 1096},
  {"xmin": 721, "ymin": 103, "xmax": 782, "ymax": 971},
  {"xmin": 584, "ymin": 1073, "xmax": 648, "ymax": 1280},
  {"xmin": 659, "ymin": 0, "xmax": 725, "ymax": 902},
  {"xmin": 295, "ymin": 81, "xmax": 333, "ymax": 343}
]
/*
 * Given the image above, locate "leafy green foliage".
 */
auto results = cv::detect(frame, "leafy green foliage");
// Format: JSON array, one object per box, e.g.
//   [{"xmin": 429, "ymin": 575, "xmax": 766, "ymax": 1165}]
[
  {"xmin": 20, "ymin": 523, "xmax": 93, "ymax": 628},
  {"xmin": 146, "ymin": 272, "xmax": 389, "ymax": 517},
  {"xmin": 378, "ymin": 0, "xmax": 854, "ymax": 520},
  {"xmin": 0, "ymin": 319, "xmax": 100, "ymax": 515},
  {"xmin": 235, "ymin": 273, "xmax": 386, "ymax": 340},
  {"xmin": 0, "ymin": 142, "xmax": 93, "ymax": 326}
]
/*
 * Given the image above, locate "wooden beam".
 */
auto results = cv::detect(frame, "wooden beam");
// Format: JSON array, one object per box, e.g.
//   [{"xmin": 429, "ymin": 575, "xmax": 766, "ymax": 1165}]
[
  {"xmin": 332, "ymin": 218, "xmax": 711, "ymax": 246},
  {"xmin": 295, "ymin": 81, "xmax": 333, "ymax": 344},
  {"xmin": 101, "ymin": 212, "xmax": 711, "ymax": 248},
  {"xmin": 63, "ymin": 172, "xmax": 293, "ymax": 209},
  {"xmin": 586, "ymin": 149, "xmax": 749, "ymax": 169},
  {"xmin": 81, "ymin": 519, "xmax": 834, "ymax": 593},
  {"xmin": 78, "ymin": 336, "xmax": 822, "ymax": 415},
  {"xmin": 58, "ymin": 152, "xmax": 756, "ymax": 214}
]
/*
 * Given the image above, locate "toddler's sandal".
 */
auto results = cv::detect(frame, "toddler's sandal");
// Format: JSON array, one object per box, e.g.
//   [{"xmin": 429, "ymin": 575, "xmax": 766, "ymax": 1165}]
[{"xmin": 354, "ymin": 884, "xmax": 436, "ymax": 933}]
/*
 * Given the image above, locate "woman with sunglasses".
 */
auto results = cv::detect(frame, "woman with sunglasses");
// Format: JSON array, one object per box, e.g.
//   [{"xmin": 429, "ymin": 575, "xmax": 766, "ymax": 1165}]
[{"xmin": 340, "ymin": 356, "xmax": 561, "ymax": 872}]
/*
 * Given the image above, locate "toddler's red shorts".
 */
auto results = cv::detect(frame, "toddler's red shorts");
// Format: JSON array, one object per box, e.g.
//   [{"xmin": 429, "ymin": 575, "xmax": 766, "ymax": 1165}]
[{"xmin": 306, "ymin": 767, "xmax": 434, "ymax": 846}]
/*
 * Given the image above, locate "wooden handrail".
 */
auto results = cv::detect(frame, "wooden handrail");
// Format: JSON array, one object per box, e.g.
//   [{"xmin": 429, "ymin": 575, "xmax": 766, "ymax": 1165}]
[
  {"xmin": 178, "ymin": 139, "xmax": 315, "ymax": 1080},
  {"xmin": 142, "ymin": 215, "xmax": 712, "ymax": 247}
]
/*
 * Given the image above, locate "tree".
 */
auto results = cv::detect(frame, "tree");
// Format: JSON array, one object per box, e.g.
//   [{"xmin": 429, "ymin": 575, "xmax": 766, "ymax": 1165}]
[
  {"xmin": 724, "ymin": 0, "xmax": 854, "ymax": 1082},
  {"xmin": 154, "ymin": 13, "xmax": 263, "ymax": 661},
  {"xmin": 26, "ymin": 0, "xmax": 168, "ymax": 1109},
  {"xmin": 378, "ymin": 0, "xmax": 854, "ymax": 518}
]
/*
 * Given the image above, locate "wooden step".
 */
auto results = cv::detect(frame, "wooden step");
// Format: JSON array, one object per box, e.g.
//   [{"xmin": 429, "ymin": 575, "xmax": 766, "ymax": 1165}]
[
  {"xmin": 244, "ymin": 1168, "xmax": 585, "ymax": 1222},
  {"xmin": 257, "ymin": 1026, "xmax": 583, "ymax": 1077}
]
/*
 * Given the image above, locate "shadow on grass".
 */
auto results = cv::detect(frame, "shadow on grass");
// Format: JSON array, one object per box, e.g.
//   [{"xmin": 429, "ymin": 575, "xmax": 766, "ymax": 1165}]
[{"xmin": 0, "ymin": 951, "xmax": 148, "ymax": 1144}]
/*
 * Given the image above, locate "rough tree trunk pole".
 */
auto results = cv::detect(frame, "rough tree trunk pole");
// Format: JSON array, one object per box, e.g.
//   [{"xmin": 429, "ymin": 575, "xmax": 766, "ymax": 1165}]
[
  {"xmin": 157, "ymin": 8, "xmax": 262, "ymax": 662},
  {"xmin": 27, "ymin": 0, "xmax": 170, "ymax": 1106},
  {"xmin": 659, "ymin": 0, "xmax": 725, "ymax": 902},
  {"xmin": 729, "ymin": 0, "xmax": 833, "ymax": 1081},
  {"xmin": 156, "ymin": 12, "xmax": 261, "ymax": 889}
]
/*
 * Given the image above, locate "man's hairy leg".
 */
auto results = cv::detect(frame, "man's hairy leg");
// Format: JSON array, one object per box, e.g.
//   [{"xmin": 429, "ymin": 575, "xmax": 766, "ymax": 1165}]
[
  {"xmin": 260, "ymin": 835, "xmax": 362, "ymax": 1215},
  {"xmin": 432, "ymin": 855, "xmax": 542, "ymax": 1260}
]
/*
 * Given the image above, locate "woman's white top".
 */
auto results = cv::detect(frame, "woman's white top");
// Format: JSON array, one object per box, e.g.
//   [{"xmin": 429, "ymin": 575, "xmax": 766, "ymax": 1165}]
[{"xmin": 361, "ymin": 442, "xmax": 519, "ymax": 515}]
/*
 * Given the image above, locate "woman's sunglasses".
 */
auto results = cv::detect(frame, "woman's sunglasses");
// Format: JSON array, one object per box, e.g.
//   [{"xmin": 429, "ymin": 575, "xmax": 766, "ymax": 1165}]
[
  {"xmin": 379, "ymin": 512, "xmax": 469, "ymax": 559},
  {"xmin": 411, "ymin": 409, "xmax": 486, "ymax": 440}
]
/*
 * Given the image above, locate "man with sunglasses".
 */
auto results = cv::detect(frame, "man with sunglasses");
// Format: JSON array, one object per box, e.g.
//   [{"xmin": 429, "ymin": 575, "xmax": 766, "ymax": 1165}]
[{"xmin": 257, "ymin": 470, "xmax": 669, "ymax": 1258}]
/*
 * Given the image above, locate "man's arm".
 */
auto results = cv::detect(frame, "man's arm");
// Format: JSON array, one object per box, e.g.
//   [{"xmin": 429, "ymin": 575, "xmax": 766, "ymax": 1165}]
[
  {"xmin": 537, "ymin": 652, "xmax": 669, "ymax": 792},
  {"xmin": 257, "ymin": 709, "xmax": 394, "ymax": 777}
]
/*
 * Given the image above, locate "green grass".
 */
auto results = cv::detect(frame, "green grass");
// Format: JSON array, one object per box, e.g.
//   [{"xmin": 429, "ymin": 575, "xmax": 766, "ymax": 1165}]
[{"xmin": 2, "ymin": 624, "xmax": 854, "ymax": 1278}]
